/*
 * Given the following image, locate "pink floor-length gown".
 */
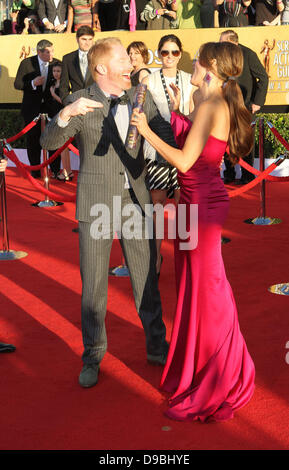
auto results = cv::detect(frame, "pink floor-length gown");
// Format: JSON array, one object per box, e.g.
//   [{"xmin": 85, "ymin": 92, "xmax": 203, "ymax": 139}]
[{"xmin": 160, "ymin": 112, "xmax": 255, "ymax": 422}]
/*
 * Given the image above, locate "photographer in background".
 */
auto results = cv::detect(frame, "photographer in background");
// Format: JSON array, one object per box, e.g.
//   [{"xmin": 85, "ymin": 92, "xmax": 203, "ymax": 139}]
[
  {"xmin": 10, "ymin": 0, "xmax": 41, "ymax": 33},
  {"xmin": 21, "ymin": 14, "xmax": 42, "ymax": 33},
  {"xmin": 140, "ymin": 0, "xmax": 178, "ymax": 29}
]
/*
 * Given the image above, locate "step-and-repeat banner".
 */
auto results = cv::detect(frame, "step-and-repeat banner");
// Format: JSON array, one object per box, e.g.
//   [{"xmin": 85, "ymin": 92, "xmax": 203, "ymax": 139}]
[{"xmin": 1, "ymin": 26, "xmax": 289, "ymax": 106}]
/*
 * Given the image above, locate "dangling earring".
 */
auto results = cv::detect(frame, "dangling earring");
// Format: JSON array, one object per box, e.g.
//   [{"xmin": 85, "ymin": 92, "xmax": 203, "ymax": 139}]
[{"xmin": 204, "ymin": 73, "xmax": 212, "ymax": 86}]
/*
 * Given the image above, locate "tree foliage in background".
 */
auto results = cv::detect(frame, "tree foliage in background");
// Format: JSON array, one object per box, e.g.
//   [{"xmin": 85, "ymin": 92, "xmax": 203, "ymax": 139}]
[
  {"xmin": 0, "ymin": 109, "xmax": 26, "ymax": 148},
  {"xmin": 254, "ymin": 114, "xmax": 289, "ymax": 158},
  {"xmin": 1, "ymin": 110, "xmax": 289, "ymax": 157}
]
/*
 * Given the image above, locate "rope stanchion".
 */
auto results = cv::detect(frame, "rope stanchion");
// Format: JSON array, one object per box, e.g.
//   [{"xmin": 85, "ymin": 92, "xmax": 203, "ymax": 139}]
[
  {"xmin": 0, "ymin": 140, "xmax": 28, "ymax": 261},
  {"xmin": 243, "ymin": 117, "xmax": 282, "ymax": 225},
  {"xmin": 31, "ymin": 115, "xmax": 63, "ymax": 208},
  {"xmin": 4, "ymin": 146, "xmax": 76, "ymax": 202}
]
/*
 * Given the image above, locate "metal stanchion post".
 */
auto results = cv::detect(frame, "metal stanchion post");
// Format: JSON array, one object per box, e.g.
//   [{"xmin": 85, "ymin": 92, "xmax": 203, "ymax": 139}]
[
  {"xmin": 32, "ymin": 114, "xmax": 63, "ymax": 208},
  {"xmin": 0, "ymin": 140, "xmax": 28, "ymax": 261},
  {"xmin": 244, "ymin": 117, "xmax": 281, "ymax": 225}
]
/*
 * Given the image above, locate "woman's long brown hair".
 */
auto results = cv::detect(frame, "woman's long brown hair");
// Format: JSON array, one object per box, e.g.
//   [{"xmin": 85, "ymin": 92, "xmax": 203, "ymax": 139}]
[{"xmin": 199, "ymin": 42, "xmax": 254, "ymax": 165}]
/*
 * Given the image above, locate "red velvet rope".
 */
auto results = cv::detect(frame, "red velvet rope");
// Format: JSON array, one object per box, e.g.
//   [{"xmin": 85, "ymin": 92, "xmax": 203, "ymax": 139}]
[
  {"xmin": 68, "ymin": 143, "xmax": 79, "ymax": 155},
  {"xmin": 4, "ymin": 147, "xmax": 76, "ymax": 202},
  {"xmin": 238, "ymin": 157, "xmax": 289, "ymax": 182},
  {"xmin": 6, "ymin": 118, "xmax": 39, "ymax": 144},
  {"xmin": 228, "ymin": 160, "xmax": 279, "ymax": 198},
  {"xmin": 267, "ymin": 121, "xmax": 289, "ymax": 151},
  {"xmin": 19, "ymin": 137, "xmax": 75, "ymax": 171}
]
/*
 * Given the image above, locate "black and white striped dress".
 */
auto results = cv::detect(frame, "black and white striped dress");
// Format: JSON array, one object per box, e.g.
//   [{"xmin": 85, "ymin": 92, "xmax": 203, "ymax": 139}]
[{"xmin": 145, "ymin": 69, "xmax": 193, "ymax": 198}]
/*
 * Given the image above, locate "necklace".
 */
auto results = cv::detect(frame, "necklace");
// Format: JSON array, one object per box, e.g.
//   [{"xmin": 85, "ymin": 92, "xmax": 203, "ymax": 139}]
[{"xmin": 160, "ymin": 68, "xmax": 179, "ymax": 109}]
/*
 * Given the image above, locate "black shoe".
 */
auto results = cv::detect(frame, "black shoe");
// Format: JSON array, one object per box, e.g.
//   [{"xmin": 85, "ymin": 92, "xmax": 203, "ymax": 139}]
[
  {"xmin": 235, "ymin": 178, "xmax": 253, "ymax": 185},
  {"xmin": 224, "ymin": 177, "xmax": 235, "ymax": 184},
  {"xmin": 147, "ymin": 352, "xmax": 167, "ymax": 366},
  {"xmin": 31, "ymin": 170, "xmax": 41, "ymax": 179},
  {"xmin": 79, "ymin": 364, "xmax": 99, "ymax": 388},
  {"xmin": 51, "ymin": 171, "xmax": 61, "ymax": 179},
  {"xmin": 0, "ymin": 342, "xmax": 16, "ymax": 353}
]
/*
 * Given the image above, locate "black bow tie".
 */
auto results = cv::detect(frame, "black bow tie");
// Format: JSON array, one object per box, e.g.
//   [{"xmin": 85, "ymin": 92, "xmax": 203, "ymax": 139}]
[{"xmin": 109, "ymin": 94, "xmax": 130, "ymax": 108}]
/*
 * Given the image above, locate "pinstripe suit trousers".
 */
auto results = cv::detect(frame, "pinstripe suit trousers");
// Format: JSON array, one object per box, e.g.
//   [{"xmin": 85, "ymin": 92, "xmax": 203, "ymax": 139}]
[{"xmin": 79, "ymin": 188, "xmax": 168, "ymax": 365}]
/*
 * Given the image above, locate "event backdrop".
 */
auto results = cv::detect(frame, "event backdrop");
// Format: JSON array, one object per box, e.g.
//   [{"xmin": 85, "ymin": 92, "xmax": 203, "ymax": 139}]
[{"xmin": 1, "ymin": 25, "xmax": 289, "ymax": 105}]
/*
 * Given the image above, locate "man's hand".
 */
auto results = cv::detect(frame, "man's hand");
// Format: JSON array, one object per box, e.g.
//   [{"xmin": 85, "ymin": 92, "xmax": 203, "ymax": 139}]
[
  {"xmin": 54, "ymin": 23, "xmax": 66, "ymax": 33},
  {"xmin": 0, "ymin": 159, "xmax": 8, "ymax": 172},
  {"xmin": 45, "ymin": 21, "xmax": 55, "ymax": 30},
  {"xmin": 33, "ymin": 76, "xmax": 45, "ymax": 87},
  {"xmin": 59, "ymin": 98, "xmax": 103, "ymax": 122},
  {"xmin": 251, "ymin": 104, "xmax": 261, "ymax": 114}
]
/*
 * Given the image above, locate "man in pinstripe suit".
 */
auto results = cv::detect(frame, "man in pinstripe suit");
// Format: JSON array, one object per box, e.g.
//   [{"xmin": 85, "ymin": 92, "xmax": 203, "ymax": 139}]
[{"xmin": 40, "ymin": 37, "xmax": 175, "ymax": 388}]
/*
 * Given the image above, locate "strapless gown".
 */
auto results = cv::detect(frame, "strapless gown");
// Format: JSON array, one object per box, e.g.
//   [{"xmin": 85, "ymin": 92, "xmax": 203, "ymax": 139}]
[{"xmin": 160, "ymin": 113, "xmax": 255, "ymax": 422}]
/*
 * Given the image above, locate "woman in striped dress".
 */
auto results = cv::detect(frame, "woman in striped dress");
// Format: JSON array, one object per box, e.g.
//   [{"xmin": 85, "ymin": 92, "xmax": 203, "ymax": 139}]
[
  {"xmin": 141, "ymin": 34, "xmax": 196, "ymax": 276},
  {"xmin": 66, "ymin": 0, "xmax": 100, "ymax": 33}
]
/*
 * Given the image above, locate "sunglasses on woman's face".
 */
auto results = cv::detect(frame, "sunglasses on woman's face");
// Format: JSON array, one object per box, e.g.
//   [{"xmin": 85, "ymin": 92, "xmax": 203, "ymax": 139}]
[{"xmin": 160, "ymin": 50, "xmax": 181, "ymax": 58}]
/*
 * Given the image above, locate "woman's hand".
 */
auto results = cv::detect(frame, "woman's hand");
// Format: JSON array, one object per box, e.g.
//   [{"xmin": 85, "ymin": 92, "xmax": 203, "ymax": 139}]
[
  {"xmin": 130, "ymin": 109, "xmax": 149, "ymax": 136},
  {"xmin": 50, "ymin": 85, "xmax": 56, "ymax": 98},
  {"xmin": 0, "ymin": 159, "xmax": 8, "ymax": 172},
  {"xmin": 168, "ymin": 82, "xmax": 181, "ymax": 112}
]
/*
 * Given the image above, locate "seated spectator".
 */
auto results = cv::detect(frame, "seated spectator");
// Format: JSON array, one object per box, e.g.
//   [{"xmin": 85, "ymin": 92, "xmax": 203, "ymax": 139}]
[
  {"xmin": 2, "ymin": 19, "xmax": 13, "ymax": 34},
  {"xmin": 176, "ymin": 0, "xmax": 202, "ymax": 28},
  {"xmin": 98, "ymin": 0, "xmax": 134, "ymax": 31},
  {"xmin": 200, "ymin": 0, "xmax": 216, "ymax": 27},
  {"xmin": 140, "ymin": 0, "xmax": 178, "ymax": 29},
  {"xmin": 216, "ymin": 0, "xmax": 251, "ymax": 27},
  {"xmin": 254, "ymin": 0, "xmax": 284, "ymax": 25},
  {"xmin": 66, "ymin": 0, "xmax": 100, "ymax": 33},
  {"xmin": 127, "ymin": 40, "xmax": 151, "ymax": 85},
  {"xmin": 38, "ymin": 0, "xmax": 69, "ymax": 33}
]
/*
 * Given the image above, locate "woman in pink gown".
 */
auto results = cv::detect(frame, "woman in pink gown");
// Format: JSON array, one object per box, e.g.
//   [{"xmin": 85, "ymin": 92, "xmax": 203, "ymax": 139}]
[{"xmin": 131, "ymin": 41, "xmax": 255, "ymax": 423}]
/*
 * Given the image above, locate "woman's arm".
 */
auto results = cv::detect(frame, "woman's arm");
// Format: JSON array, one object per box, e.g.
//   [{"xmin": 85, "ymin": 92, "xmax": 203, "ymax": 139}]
[
  {"xmin": 138, "ymin": 69, "xmax": 150, "ymax": 83},
  {"xmin": 132, "ymin": 100, "xmax": 216, "ymax": 173},
  {"xmin": 92, "ymin": 0, "xmax": 101, "ymax": 31},
  {"xmin": 66, "ymin": 3, "xmax": 73, "ymax": 33}
]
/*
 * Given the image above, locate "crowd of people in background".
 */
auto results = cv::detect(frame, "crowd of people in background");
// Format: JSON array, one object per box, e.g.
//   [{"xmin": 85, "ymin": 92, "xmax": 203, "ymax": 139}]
[{"xmin": 1, "ymin": 0, "xmax": 289, "ymax": 35}]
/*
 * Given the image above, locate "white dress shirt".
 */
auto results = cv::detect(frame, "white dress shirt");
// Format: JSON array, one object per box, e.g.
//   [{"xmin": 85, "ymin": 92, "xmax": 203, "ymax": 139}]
[
  {"xmin": 78, "ymin": 50, "xmax": 88, "ymax": 80},
  {"xmin": 31, "ymin": 56, "xmax": 48, "ymax": 91},
  {"xmin": 57, "ymin": 91, "xmax": 132, "ymax": 189}
]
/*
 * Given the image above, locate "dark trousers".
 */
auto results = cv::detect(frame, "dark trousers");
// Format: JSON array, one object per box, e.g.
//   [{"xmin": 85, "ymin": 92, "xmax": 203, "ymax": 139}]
[
  {"xmin": 78, "ymin": 188, "xmax": 168, "ymax": 365},
  {"xmin": 224, "ymin": 115, "xmax": 256, "ymax": 182},
  {"xmin": 224, "ymin": 145, "xmax": 255, "ymax": 182},
  {"xmin": 25, "ymin": 117, "xmax": 61, "ymax": 175}
]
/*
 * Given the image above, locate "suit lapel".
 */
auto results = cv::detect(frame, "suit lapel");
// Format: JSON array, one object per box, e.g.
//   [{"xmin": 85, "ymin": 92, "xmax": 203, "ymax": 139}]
[
  {"xmin": 73, "ymin": 50, "xmax": 84, "ymax": 85},
  {"xmin": 32, "ymin": 55, "xmax": 41, "ymax": 75}
]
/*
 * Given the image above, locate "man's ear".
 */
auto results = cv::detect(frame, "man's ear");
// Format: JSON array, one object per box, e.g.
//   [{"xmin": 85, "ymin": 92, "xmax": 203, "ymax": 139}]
[{"xmin": 96, "ymin": 64, "xmax": 107, "ymax": 75}]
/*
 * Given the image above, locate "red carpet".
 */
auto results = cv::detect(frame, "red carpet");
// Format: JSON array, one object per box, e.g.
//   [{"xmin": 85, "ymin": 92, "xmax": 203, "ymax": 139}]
[{"xmin": 1, "ymin": 168, "xmax": 289, "ymax": 450}]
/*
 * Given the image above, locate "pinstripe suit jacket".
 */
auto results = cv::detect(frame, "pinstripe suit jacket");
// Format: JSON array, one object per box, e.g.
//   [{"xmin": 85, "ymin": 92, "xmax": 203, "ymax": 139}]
[{"xmin": 40, "ymin": 82, "xmax": 176, "ymax": 222}]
